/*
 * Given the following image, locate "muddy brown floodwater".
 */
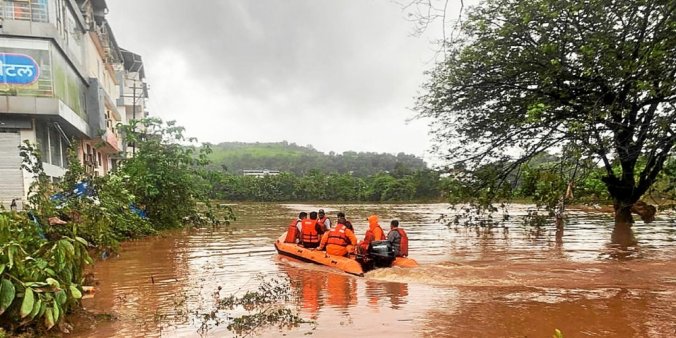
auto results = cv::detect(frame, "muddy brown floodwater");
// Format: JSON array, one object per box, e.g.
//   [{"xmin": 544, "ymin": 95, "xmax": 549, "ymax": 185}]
[{"xmin": 72, "ymin": 203, "xmax": 676, "ymax": 338}]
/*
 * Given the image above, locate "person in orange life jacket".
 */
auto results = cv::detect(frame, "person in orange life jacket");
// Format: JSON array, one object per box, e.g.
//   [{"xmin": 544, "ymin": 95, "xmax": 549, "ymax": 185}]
[
  {"xmin": 301, "ymin": 211, "xmax": 325, "ymax": 248},
  {"xmin": 336, "ymin": 212, "xmax": 354, "ymax": 231},
  {"xmin": 358, "ymin": 214, "xmax": 385, "ymax": 253},
  {"xmin": 387, "ymin": 220, "xmax": 409, "ymax": 257},
  {"xmin": 317, "ymin": 209, "xmax": 331, "ymax": 231},
  {"xmin": 284, "ymin": 212, "xmax": 307, "ymax": 243},
  {"xmin": 317, "ymin": 217, "xmax": 357, "ymax": 256}
]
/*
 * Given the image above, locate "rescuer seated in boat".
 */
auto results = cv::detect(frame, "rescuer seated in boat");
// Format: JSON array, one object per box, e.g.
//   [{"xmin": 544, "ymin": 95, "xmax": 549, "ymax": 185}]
[
  {"xmin": 284, "ymin": 212, "xmax": 307, "ymax": 243},
  {"xmin": 387, "ymin": 220, "xmax": 409, "ymax": 257},
  {"xmin": 317, "ymin": 209, "xmax": 331, "ymax": 231},
  {"xmin": 301, "ymin": 211, "xmax": 325, "ymax": 248},
  {"xmin": 316, "ymin": 218, "xmax": 358, "ymax": 257},
  {"xmin": 336, "ymin": 212, "xmax": 354, "ymax": 231},
  {"xmin": 358, "ymin": 214, "xmax": 385, "ymax": 254}
]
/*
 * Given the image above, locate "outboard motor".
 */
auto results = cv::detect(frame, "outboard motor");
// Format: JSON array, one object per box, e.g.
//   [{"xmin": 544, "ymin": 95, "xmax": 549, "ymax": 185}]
[{"xmin": 367, "ymin": 240, "xmax": 396, "ymax": 268}]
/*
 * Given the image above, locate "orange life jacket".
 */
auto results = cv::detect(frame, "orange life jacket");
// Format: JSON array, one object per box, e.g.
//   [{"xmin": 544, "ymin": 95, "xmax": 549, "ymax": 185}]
[
  {"xmin": 373, "ymin": 226, "xmax": 385, "ymax": 241},
  {"xmin": 317, "ymin": 216, "xmax": 329, "ymax": 229},
  {"xmin": 327, "ymin": 224, "xmax": 349, "ymax": 246},
  {"xmin": 301, "ymin": 219, "xmax": 320, "ymax": 244},
  {"xmin": 284, "ymin": 219, "xmax": 299, "ymax": 243},
  {"xmin": 362, "ymin": 226, "xmax": 384, "ymax": 246},
  {"xmin": 393, "ymin": 228, "xmax": 409, "ymax": 257}
]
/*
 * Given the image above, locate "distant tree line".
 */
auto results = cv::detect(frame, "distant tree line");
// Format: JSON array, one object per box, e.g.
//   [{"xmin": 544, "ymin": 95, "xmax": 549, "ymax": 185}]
[
  {"xmin": 200, "ymin": 149, "xmax": 674, "ymax": 206},
  {"xmin": 207, "ymin": 141, "xmax": 428, "ymax": 177},
  {"xmin": 201, "ymin": 168, "xmax": 450, "ymax": 202}
]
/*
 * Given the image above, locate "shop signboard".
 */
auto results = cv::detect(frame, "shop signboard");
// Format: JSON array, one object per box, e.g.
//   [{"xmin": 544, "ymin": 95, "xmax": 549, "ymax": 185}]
[{"xmin": 0, "ymin": 53, "xmax": 40, "ymax": 85}]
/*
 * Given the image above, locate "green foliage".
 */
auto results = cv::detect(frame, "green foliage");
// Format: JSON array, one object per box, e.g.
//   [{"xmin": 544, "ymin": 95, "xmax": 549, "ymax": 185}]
[
  {"xmin": 417, "ymin": 0, "xmax": 676, "ymax": 221},
  {"xmin": 203, "ymin": 169, "xmax": 444, "ymax": 202},
  {"xmin": 0, "ymin": 213, "xmax": 91, "ymax": 333},
  {"xmin": 18, "ymin": 142, "xmax": 56, "ymax": 222},
  {"xmin": 118, "ymin": 118, "xmax": 215, "ymax": 229},
  {"xmin": 648, "ymin": 157, "xmax": 676, "ymax": 203},
  {"xmin": 196, "ymin": 277, "xmax": 311, "ymax": 337},
  {"xmin": 1, "ymin": 144, "xmax": 93, "ymax": 333},
  {"xmin": 2, "ymin": 121, "xmax": 235, "ymax": 333},
  {"xmin": 49, "ymin": 147, "xmax": 155, "ymax": 251},
  {"xmin": 518, "ymin": 165, "xmax": 566, "ymax": 212},
  {"xmin": 207, "ymin": 141, "xmax": 427, "ymax": 177}
]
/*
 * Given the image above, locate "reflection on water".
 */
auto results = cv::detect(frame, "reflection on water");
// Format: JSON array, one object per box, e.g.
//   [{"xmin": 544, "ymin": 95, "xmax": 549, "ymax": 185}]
[{"xmin": 73, "ymin": 203, "xmax": 676, "ymax": 337}]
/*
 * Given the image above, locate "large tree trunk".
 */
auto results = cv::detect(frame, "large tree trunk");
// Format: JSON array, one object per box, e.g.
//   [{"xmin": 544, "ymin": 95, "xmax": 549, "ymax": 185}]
[
  {"xmin": 603, "ymin": 175, "xmax": 638, "ymax": 227},
  {"xmin": 611, "ymin": 220, "xmax": 636, "ymax": 247},
  {"xmin": 611, "ymin": 201, "xmax": 637, "ymax": 247},
  {"xmin": 613, "ymin": 202, "xmax": 634, "ymax": 226}
]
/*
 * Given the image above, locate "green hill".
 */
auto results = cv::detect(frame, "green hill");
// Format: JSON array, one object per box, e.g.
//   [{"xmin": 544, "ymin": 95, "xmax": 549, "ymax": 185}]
[{"xmin": 207, "ymin": 141, "xmax": 427, "ymax": 177}]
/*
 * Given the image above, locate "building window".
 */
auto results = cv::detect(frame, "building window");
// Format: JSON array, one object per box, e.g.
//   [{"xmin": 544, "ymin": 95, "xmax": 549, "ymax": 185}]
[
  {"xmin": 49, "ymin": 124, "xmax": 62, "ymax": 167},
  {"xmin": 35, "ymin": 120, "xmax": 49, "ymax": 160},
  {"xmin": 61, "ymin": 135, "xmax": 69, "ymax": 168},
  {"xmin": 36, "ymin": 121, "xmax": 68, "ymax": 168},
  {"xmin": 0, "ymin": 0, "xmax": 49, "ymax": 23}
]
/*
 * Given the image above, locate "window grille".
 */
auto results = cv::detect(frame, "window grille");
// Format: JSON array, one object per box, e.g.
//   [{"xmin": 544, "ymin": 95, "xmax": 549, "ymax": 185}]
[{"xmin": 0, "ymin": 0, "xmax": 49, "ymax": 23}]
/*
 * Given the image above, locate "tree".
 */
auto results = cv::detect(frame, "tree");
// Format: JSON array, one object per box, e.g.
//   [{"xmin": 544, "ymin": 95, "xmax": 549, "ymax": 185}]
[
  {"xmin": 119, "ymin": 118, "xmax": 212, "ymax": 229},
  {"xmin": 417, "ymin": 0, "xmax": 676, "ymax": 226}
]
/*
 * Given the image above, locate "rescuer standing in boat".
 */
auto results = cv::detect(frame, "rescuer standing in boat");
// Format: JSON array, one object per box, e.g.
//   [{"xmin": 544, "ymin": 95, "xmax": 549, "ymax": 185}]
[
  {"xmin": 317, "ymin": 216, "xmax": 357, "ymax": 256},
  {"xmin": 387, "ymin": 220, "xmax": 409, "ymax": 257}
]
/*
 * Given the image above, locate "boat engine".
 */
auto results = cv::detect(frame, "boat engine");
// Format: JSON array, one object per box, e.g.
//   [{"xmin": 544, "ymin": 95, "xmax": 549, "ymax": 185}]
[{"xmin": 367, "ymin": 240, "xmax": 396, "ymax": 267}]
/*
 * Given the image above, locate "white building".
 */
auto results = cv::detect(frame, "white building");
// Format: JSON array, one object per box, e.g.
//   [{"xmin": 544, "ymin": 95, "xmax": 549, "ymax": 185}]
[{"xmin": 0, "ymin": 0, "xmax": 147, "ymax": 209}]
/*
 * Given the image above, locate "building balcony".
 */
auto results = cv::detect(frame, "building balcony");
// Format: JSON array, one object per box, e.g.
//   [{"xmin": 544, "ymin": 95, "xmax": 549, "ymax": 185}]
[{"xmin": 98, "ymin": 127, "xmax": 121, "ymax": 153}]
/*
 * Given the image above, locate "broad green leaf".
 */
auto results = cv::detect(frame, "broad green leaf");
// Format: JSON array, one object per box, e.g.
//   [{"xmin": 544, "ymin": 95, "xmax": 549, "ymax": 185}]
[
  {"xmin": 36, "ymin": 259, "xmax": 48, "ymax": 270},
  {"xmin": 44, "ymin": 307, "xmax": 55, "ymax": 330},
  {"xmin": 46, "ymin": 278, "xmax": 60, "ymax": 288},
  {"xmin": 20, "ymin": 288, "xmax": 35, "ymax": 318},
  {"xmin": 0, "ymin": 279, "xmax": 16, "ymax": 315},
  {"xmin": 74, "ymin": 237, "xmax": 88, "ymax": 246},
  {"xmin": 55, "ymin": 290, "xmax": 67, "ymax": 306},
  {"xmin": 37, "ymin": 300, "xmax": 46, "ymax": 317},
  {"xmin": 29, "ymin": 297, "xmax": 41, "ymax": 319},
  {"xmin": 8, "ymin": 246, "xmax": 14, "ymax": 268},
  {"xmin": 52, "ymin": 301, "xmax": 60, "ymax": 322},
  {"xmin": 0, "ymin": 263, "xmax": 5, "ymax": 275},
  {"xmin": 69, "ymin": 285, "xmax": 82, "ymax": 299},
  {"xmin": 62, "ymin": 241, "xmax": 75, "ymax": 256}
]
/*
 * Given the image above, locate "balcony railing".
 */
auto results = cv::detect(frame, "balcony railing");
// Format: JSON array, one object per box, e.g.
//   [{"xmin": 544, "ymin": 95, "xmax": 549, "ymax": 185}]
[{"xmin": 0, "ymin": 0, "xmax": 49, "ymax": 23}]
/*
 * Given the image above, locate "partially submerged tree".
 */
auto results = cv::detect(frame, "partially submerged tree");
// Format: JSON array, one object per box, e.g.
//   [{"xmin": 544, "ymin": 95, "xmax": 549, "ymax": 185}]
[
  {"xmin": 417, "ymin": 0, "xmax": 676, "ymax": 226},
  {"xmin": 118, "ymin": 118, "xmax": 214, "ymax": 229}
]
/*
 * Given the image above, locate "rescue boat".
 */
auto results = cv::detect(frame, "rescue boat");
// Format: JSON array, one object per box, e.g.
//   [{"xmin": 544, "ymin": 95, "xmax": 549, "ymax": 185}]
[{"xmin": 274, "ymin": 232, "xmax": 418, "ymax": 276}]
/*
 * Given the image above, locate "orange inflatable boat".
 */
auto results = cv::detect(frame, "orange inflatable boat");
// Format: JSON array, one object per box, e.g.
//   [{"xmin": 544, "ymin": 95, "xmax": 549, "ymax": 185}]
[{"xmin": 274, "ymin": 232, "xmax": 418, "ymax": 276}]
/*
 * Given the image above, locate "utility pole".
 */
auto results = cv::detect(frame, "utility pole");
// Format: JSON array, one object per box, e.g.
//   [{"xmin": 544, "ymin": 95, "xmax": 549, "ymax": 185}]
[
  {"xmin": 122, "ymin": 80, "xmax": 146, "ymax": 156},
  {"xmin": 132, "ymin": 83, "xmax": 137, "ymax": 156}
]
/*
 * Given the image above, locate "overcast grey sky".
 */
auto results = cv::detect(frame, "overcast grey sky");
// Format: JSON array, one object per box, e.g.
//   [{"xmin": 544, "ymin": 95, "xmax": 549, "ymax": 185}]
[{"xmin": 107, "ymin": 1, "xmax": 455, "ymax": 160}]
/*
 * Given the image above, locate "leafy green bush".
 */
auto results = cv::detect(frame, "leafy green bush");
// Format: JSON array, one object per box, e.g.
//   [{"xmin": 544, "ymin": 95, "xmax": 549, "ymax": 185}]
[
  {"xmin": 1, "ymin": 121, "xmax": 234, "ymax": 333},
  {"xmin": 0, "ymin": 213, "xmax": 90, "ymax": 333},
  {"xmin": 119, "ymin": 118, "xmax": 214, "ymax": 229}
]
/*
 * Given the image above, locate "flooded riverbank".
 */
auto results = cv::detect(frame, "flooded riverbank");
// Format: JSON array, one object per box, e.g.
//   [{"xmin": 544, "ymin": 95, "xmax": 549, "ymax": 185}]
[{"xmin": 73, "ymin": 203, "xmax": 676, "ymax": 337}]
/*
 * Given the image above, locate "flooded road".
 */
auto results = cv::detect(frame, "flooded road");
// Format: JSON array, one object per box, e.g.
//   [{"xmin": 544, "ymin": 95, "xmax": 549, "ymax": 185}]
[{"xmin": 74, "ymin": 203, "xmax": 676, "ymax": 337}]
